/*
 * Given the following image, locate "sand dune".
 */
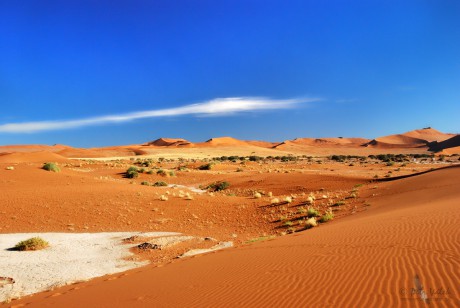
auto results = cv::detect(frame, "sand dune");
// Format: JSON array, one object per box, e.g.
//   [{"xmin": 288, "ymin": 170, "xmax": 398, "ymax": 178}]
[
  {"xmin": 200, "ymin": 136, "xmax": 250, "ymax": 147},
  {"xmin": 9, "ymin": 166, "xmax": 459, "ymax": 307},
  {"xmin": 364, "ymin": 128, "xmax": 456, "ymax": 149},
  {"xmin": 145, "ymin": 138, "xmax": 193, "ymax": 147},
  {"xmin": 429, "ymin": 135, "xmax": 460, "ymax": 154},
  {"xmin": 0, "ymin": 151, "xmax": 70, "ymax": 163}
]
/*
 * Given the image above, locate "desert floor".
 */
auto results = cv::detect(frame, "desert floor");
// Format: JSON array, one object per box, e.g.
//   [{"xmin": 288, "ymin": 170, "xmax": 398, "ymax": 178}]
[{"xmin": 1, "ymin": 151, "xmax": 459, "ymax": 306}]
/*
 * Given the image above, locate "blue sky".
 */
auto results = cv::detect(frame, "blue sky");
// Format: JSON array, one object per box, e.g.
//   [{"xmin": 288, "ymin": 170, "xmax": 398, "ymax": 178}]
[{"xmin": 0, "ymin": 0, "xmax": 459, "ymax": 147}]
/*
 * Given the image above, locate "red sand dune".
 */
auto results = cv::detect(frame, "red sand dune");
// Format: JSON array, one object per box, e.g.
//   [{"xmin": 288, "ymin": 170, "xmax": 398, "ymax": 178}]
[
  {"xmin": 199, "ymin": 136, "xmax": 250, "ymax": 147},
  {"xmin": 364, "ymin": 128, "xmax": 455, "ymax": 149},
  {"xmin": 145, "ymin": 138, "xmax": 194, "ymax": 147},
  {"xmin": 429, "ymin": 135, "xmax": 460, "ymax": 154},
  {"xmin": 0, "ymin": 151, "xmax": 70, "ymax": 163},
  {"xmin": 0, "ymin": 144, "xmax": 70, "ymax": 154},
  {"xmin": 403, "ymin": 127, "xmax": 455, "ymax": 143},
  {"xmin": 10, "ymin": 166, "xmax": 460, "ymax": 307}
]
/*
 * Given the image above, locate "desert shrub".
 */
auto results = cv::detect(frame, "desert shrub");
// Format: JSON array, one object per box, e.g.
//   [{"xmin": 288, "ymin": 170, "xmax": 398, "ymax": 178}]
[
  {"xmin": 198, "ymin": 163, "xmax": 213, "ymax": 170},
  {"xmin": 126, "ymin": 166, "xmax": 139, "ymax": 178},
  {"xmin": 319, "ymin": 210, "xmax": 334, "ymax": 223},
  {"xmin": 281, "ymin": 155, "xmax": 296, "ymax": 162},
  {"xmin": 307, "ymin": 207, "xmax": 320, "ymax": 217},
  {"xmin": 146, "ymin": 170, "xmax": 154, "ymax": 174},
  {"xmin": 283, "ymin": 220, "xmax": 294, "ymax": 227},
  {"xmin": 254, "ymin": 192, "xmax": 262, "ymax": 199},
  {"xmin": 157, "ymin": 169, "xmax": 167, "ymax": 176},
  {"xmin": 138, "ymin": 168, "xmax": 146, "ymax": 173},
  {"xmin": 14, "ymin": 237, "xmax": 49, "ymax": 251},
  {"xmin": 304, "ymin": 217, "xmax": 317, "ymax": 229},
  {"xmin": 159, "ymin": 195, "xmax": 168, "ymax": 201},
  {"xmin": 141, "ymin": 181, "xmax": 150, "ymax": 186},
  {"xmin": 206, "ymin": 181, "xmax": 230, "ymax": 191},
  {"xmin": 285, "ymin": 196, "xmax": 293, "ymax": 203},
  {"xmin": 331, "ymin": 155, "xmax": 346, "ymax": 162},
  {"xmin": 333, "ymin": 201, "xmax": 346, "ymax": 206},
  {"xmin": 42, "ymin": 162, "xmax": 60, "ymax": 172},
  {"xmin": 168, "ymin": 170, "xmax": 176, "ymax": 177},
  {"xmin": 297, "ymin": 207, "xmax": 307, "ymax": 215},
  {"xmin": 248, "ymin": 155, "xmax": 263, "ymax": 162},
  {"xmin": 271, "ymin": 198, "xmax": 280, "ymax": 204},
  {"xmin": 153, "ymin": 181, "xmax": 168, "ymax": 187}
]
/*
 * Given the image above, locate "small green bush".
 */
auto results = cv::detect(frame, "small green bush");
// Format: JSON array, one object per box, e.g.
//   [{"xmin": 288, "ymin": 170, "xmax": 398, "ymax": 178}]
[
  {"xmin": 14, "ymin": 237, "xmax": 49, "ymax": 251},
  {"xmin": 126, "ymin": 166, "xmax": 139, "ymax": 178},
  {"xmin": 42, "ymin": 162, "xmax": 60, "ymax": 172},
  {"xmin": 207, "ymin": 181, "xmax": 230, "ymax": 191},
  {"xmin": 141, "ymin": 181, "xmax": 150, "ymax": 186},
  {"xmin": 319, "ymin": 211, "xmax": 334, "ymax": 223},
  {"xmin": 198, "ymin": 163, "xmax": 213, "ymax": 170},
  {"xmin": 153, "ymin": 181, "xmax": 168, "ymax": 187},
  {"xmin": 307, "ymin": 207, "xmax": 320, "ymax": 217},
  {"xmin": 157, "ymin": 169, "xmax": 167, "ymax": 176}
]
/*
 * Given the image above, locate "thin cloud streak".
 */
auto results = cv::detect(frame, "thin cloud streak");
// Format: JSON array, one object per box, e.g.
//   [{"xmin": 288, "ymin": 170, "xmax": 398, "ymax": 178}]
[{"xmin": 0, "ymin": 97, "xmax": 319, "ymax": 133}]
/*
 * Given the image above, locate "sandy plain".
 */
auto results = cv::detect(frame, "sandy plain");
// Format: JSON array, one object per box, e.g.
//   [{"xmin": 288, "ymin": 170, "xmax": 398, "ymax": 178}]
[{"xmin": 1, "ymin": 128, "xmax": 459, "ymax": 307}]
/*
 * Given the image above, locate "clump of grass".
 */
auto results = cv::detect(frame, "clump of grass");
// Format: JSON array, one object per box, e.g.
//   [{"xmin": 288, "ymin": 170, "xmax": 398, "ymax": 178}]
[
  {"xmin": 304, "ymin": 217, "xmax": 317, "ymax": 229},
  {"xmin": 157, "ymin": 169, "xmax": 168, "ymax": 177},
  {"xmin": 168, "ymin": 170, "xmax": 176, "ymax": 177},
  {"xmin": 184, "ymin": 192, "xmax": 193, "ymax": 200},
  {"xmin": 297, "ymin": 207, "xmax": 308, "ymax": 215},
  {"xmin": 285, "ymin": 196, "xmax": 293, "ymax": 204},
  {"xmin": 5, "ymin": 166, "xmax": 14, "ymax": 170},
  {"xmin": 307, "ymin": 207, "xmax": 320, "ymax": 217},
  {"xmin": 146, "ymin": 169, "xmax": 154, "ymax": 175},
  {"xmin": 283, "ymin": 220, "xmax": 294, "ymax": 227},
  {"xmin": 319, "ymin": 210, "xmax": 334, "ymax": 223},
  {"xmin": 254, "ymin": 192, "xmax": 262, "ymax": 199},
  {"xmin": 246, "ymin": 235, "xmax": 275, "ymax": 243},
  {"xmin": 332, "ymin": 201, "xmax": 345, "ymax": 207},
  {"xmin": 206, "ymin": 181, "xmax": 230, "ymax": 191},
  {"xmin": 198, "ymin": 163, "xmax": 213, "ymax": 170},
  {"xmin": 126, "ymin": 166, "xmax": 139, "ymax": 178},
  {"xmin": 153, "ymin": 181, "xmax": 168, "ymax": 187},
  {"xmin": 271, "ymin": 198, "xmax": 280, "ymax": 204},
  {"xmin": 42, "ymin": 162, "xmax": 60, "ymax": 172},
  {"xmin": 159, "ymin": 195, "xmax": 168, "ymax": 201},
  {"xmin": 141, "ymin": 181, "xmax": 150, "ymax": 186},
  {"xmin": 14, "ymin": 237, "xmax": 49, "ymax": 251}
]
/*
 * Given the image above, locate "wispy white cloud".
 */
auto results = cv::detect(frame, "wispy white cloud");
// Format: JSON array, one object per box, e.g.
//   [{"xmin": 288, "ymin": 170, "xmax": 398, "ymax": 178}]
[{"xmin": 0, "ymin": 96, "xmax": 320, "ymax": 133}]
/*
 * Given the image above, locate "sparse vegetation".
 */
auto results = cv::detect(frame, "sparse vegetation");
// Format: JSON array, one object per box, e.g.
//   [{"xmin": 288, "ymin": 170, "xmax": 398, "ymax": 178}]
[
  {"xmin": 319, "ymin": 210, "xmax": 334, "ymax": 223},
  {"xmin": 271, "ymin": 198, "xmax": 280, "ymax": 204},
  {"xmin": 206, "ymin": 181, "xmax": 230, "ymax": 191},
  {"xmin": 198, "ymin": 163, "xmax": 214, "ymax": 170},
  {"xmin": 153, "ymin": 181, "xmax": 168, "ymax": 187},
  {"xmin": 304, "ymin": 217, "xmax": 317, "ymax": 229},
  {"xmin": 14, "ymin": 237, "xmax": 49, "ymax": 251},
  {"xmin": 307, "ymin": 207, "xmax": 320, "ymax": 217},
  {"xmin": 126, "ymin": 166, "xmax": 139, "ymax": 178},
  {"xmin": 42, "ymin": 162, "xmax": 60, "ymax": 172}
]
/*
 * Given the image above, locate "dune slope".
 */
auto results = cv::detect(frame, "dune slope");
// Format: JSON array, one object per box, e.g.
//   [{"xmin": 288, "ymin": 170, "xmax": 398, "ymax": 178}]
[{"xmin": 9, "ymin": 167, "xmax": 459, "ymax": 307}]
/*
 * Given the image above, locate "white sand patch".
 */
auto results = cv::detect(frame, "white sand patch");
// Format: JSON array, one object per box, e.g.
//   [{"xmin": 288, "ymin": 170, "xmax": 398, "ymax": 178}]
[
  {"xmin": 0, "ymin": 232, "xmax": 178, "ymax": 301},
  {"xmin": 168, "ymin": 184, "xmax": 206, "ymax": 194}
]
